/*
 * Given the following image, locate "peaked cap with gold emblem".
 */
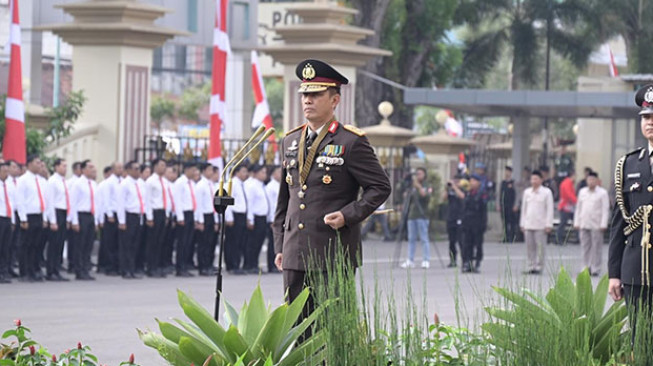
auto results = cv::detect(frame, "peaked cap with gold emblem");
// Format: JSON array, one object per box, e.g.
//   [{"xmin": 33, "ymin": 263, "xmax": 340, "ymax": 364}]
[
  {"xmin": 635, "ymin": 84, "xmax": 653, "ymax": 115},
  {"xmin": 295, "ymin": 59, "xmax": 349, "ymax": 93}
]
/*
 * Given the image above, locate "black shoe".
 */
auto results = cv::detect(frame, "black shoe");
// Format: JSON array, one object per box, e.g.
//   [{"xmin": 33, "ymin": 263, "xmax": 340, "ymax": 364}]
[
  {"xmin": 198, "ymin": 269, "xmax": 212, "ymax": 277},
  {"xmin": 523, "ymin": 269, "xmax": 541, "ymax": 275},
  {"xmin": 229, "ymin": 269, "xmax": 246, "ymax": 275},
  {"xmin": 176, "ymin": 271, "xmax": 194, "ymax": 278},
  {"xmin": 473, "ymin": 262, "xmax": 481, "ymax": 273},
  {"xmin": 55, "ymin": 273, "xmax": 70, "ymax": 282},
  {"xmin": 246, "ymin": 268, "xmax": 260, "ymax": 275},
  {"xmin": 447, "ymin": 262, "xmax": 457, "ymax": 268},
  {"xmin": 105, "ymin": 270, "xmax": 120, "ymax": 277},
  {"xmin": 461, "ymin": 263, "xmax": 473, "ymax": 273},
  {"xmin": 146, "ymin": 270, "xmax": 165, "ymax": 278},
  {"xmin": 19, "ymin": 276, "xmax": 34, "ymax": 283},
  {"xmin": 76, "ymin": 273, "xmax": 96, "ymax": 281},
  {"xmin": 0, "ymin": 276, "xmax": 11, "ymax": 284},
  {"xmin": 8, "ymin": 269, "xmax": 19, "ymax": 278},
  {"xmin": 590, "ymin": 272, "xmax": 600, "ymax": 277},
  {"xmin": 31, "ymin": 274, "xmax": 44, "ymax": 282},
  {"xmin": 46, "ymin": 274, "xmax": 64, "ymax": 282},
  {"xmin": 163, "ymin": 266, "xmax": 175, "ymax": 275}
]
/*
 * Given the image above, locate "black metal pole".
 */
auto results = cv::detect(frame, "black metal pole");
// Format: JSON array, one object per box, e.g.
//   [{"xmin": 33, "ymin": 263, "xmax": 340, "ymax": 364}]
[{"xmin": 213, "ymin": 195, "xmax": 234, "ymax": 321}]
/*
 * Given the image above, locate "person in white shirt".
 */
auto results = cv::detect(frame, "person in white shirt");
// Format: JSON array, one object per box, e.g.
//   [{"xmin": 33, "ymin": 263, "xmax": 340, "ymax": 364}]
[
  {"xmin": 36, "ymin": 160, "xmax": 50, "ymax": 275},
  {"xmin": 96, "ymin": 165, "xmax": 119, "ymax": 276},
  {"xmin": 45, "ymin": 159, "xmax": 70, "ymax": 282},
  {"xmin": 243, "ymin": 164, "xmax": 269, "ymax": 274},
  {"xmin": 573, "ymin": 171, "xmax": 609, "ymax": 276},
  {"xmin": 6, "ymin": 160, "xmax": 21, "ymax": 278},
  {"xmin": 225, "ymin": 164, "xmax": 249, "ymax": 274},
  {"xmin": 195, "ymin": 163, "xmax": 219, "ymax": 276},
  {"xmin": 69, "ymin": 160, "xmax": 100, "ymax": 281},
  {"xmin": 520, "ymin": 170, "xmax": 554, "ymax": 275},
  {"xmin": 173, "ymin": 162, "xmax": 200, "ymax": 277},
  {"xmin": 265, "ymin": 166, "xmax": 281, "ymax": 273},
  {"xmin": 0, "ymin": 162, "xmax": 15, "ymax": 283},
  {"xmin": 16, "ymin": 155, "xmax": 48, "ymax": 282},
  {"xmin": 135, "ymin": 163, "xmax": 152, "ymax": 274},
  {"xmin": 98, "ymin": 162, "xmax": 123, "ymax": 275},
  {"xmin": 161, "ymin": 164, "xmax": 178, "ymax": 274},
  {"xmin": 117, "ymin": 161, "xmax": 147, "ymax": 279},
  {"xmin": 144, "ymin": 158, "xmax": 169, "ymax": 278}
]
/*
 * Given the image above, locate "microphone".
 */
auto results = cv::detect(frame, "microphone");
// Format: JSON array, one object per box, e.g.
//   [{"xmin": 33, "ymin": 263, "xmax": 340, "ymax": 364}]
[
  {"xmin": 217, "ymin": 125, "xmax": 266, "ymax": 197},
  {"xmin": 227, "ymin": 128, "xmax": 275, "ymax": 196}
]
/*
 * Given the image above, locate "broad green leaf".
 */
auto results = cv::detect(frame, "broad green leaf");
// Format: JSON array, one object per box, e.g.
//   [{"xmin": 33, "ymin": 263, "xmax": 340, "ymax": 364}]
[
  {"xmin": 223, "ymin": 299, "xmax": 240, "ymax": 329},
  {"xmin": 485, "ymin": 307, "xmax": 518, "ymax": 324},
  {"xmin": 277, "ymin": 299, "xmax": 334, "ymax": 356},
  {"xmin": 493, "ymin": 287, "xmax": 557, "ymax": 327},
  {"xmin": 240, "ymin": 285, "xmax": 268, "ymax": 345},
  {"xmin": 177, "ymin": 290, "xmax": 228, "ymax": 351},
  {"xmin": 592, "ymin": 275, "xmax": 609, "ymax": 322},
  {"xmin": 575, "ymin": 269, "xmax": 593, "ymax": 318},
  {"xmin": 251, "ymin": 305, "xmax": 287, "ymax": 361},
  {"xmin": 173, "ymin": 319, "xmax": 223, "ymax": 355},
  {"xmin": 158, "ymin": 320, "xmax": 190, "ymax": 343},
  {"xmin": 277, "ymin": 329, "xmax": 327, "ymax": 366},
  {"xmin": 178, "ymin": 336, "xmax": 220, "ymax": 366},
  {"xmin": 281, "ymin": 288, "xmax": 310, "ymax": 336},
  {"xmin": 138, "ymin": 330, "xmax": 193, "ymax": 366},
  {"xmin": 223, "ymin": 325, "xmax": 252, "ymax": 363},
  {"xmin": 552, "ymin": 266, "xmax": 576, "ymax": 305}
]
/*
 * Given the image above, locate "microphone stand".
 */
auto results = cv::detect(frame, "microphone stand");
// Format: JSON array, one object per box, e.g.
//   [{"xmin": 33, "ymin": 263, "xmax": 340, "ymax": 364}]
[{"xmin": 213, "ymin": 126, "xmax": 275, "ymax": 321}]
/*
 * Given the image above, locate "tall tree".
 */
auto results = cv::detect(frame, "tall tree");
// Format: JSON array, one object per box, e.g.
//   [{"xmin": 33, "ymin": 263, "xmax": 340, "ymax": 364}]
[
  {"xmin": 597, "ymin": 0, "xmax": 653, "ymax": 73},
  {"xmin": 454, "ymin": 0, "xmax": 601, "ymax": 90},
  {"xmin": 350, "ymin": 0, "xmax": 460, "ymax": 129}
]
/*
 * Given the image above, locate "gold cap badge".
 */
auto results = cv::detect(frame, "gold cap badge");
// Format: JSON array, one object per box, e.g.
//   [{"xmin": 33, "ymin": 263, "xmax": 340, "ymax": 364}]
[{"xmin": 302, "ymin": 63, "xmax": 316, "ymax": 80}]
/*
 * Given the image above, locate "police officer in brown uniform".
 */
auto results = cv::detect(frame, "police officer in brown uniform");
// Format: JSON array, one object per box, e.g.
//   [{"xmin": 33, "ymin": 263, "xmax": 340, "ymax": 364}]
[
  {"xmin": 609, "ymin": 84, "xmax": 653, "ymax": 337},
  {"xmin": 273, "ymin": 59, "xmax": 391, "ymax": 303}
]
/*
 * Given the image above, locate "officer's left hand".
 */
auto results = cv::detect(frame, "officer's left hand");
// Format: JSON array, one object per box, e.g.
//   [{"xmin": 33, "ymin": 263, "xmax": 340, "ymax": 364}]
[
  {"xmin": 50, "ymin": 223, "xmax": 58, "ymax": 232},
  {"xmin": 247, "ymin": 222, "xmax": 254, "ymax": 230},
  {"xmin": 324, "ymin": 211, "xmax": 345, "ymax": 230},
  {"xmin": 545, "ymin": 227, "xmax": 552, "ymax": 234}
]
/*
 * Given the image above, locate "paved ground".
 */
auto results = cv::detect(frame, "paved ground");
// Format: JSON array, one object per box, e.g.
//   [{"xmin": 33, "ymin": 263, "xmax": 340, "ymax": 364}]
[{"xmin": 1, "ymin": 237, "xmax": 611, "ymax": 365}]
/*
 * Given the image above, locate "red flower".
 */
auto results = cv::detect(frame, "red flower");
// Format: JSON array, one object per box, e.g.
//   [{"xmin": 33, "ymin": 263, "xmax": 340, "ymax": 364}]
[
  {"xmin": 14, "ymin": 319, "xmax": 21, "ymax": 327},
  {"xmin": 52, "ymin": 355, "xmax": 57, "ymax": 362},
  {"xmin": 77, "ymin": 342, "xmax": 82, "ymax": 350},
  {"xmin": 29, "ymin": 345, "xmax": 35, "ymax": 355},
  {"xmin": 129, "ymin": 353, "xmax": 134, "ymax": 364},
  {"xmin": 433, "ymin": 312, "xmax": 440, "ymax": 325}
]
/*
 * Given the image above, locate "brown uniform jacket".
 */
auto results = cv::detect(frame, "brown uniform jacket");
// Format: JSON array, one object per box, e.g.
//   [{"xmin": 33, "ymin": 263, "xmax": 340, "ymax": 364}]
[{"xmin": 273, "ymin": 121, "xmax": 391, "ymax": 271}]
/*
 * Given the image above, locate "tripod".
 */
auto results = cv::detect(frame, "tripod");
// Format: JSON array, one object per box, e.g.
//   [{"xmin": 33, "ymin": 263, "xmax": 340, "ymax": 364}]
[{"xmin": 392, "ymin": 187, "xmax": 445, "ymax": 268}]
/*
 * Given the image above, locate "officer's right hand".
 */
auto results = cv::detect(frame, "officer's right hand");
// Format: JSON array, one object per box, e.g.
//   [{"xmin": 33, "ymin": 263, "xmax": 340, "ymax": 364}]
[
  {"xmin": 226, "ymin": 221, "xmax": 234, "ymax": 227},
  {"xmin": 520, "ymin": 226, "xmax": 525, "ymax": 233},
  {"xmin": 20, "ymin": 222, "xmax": 28, "ymax": 230},
  {"xmin": 177, "ymin": 220, "xmax": 184, "ymax": 226},
  {"xmin": 274, "ymin": 253, "xmax": 283, "ymax": 271},
  {"xmin": 118, "ymin": 224, "xmax": 126, "ymax": 231},
  {"xmin": 108, "ymin": 216, "xmax": 115, "ymax": 223},
  {"xmin": 50, "ymin": 223, "xmax": 59, "ymax": 232},
  {"xmin": 72, "ymin": 224, "xmax": 80, "ymax": 232},
  {"xmin": 608, "ymin": 278, "xmax": 622, "ymax": 301}
]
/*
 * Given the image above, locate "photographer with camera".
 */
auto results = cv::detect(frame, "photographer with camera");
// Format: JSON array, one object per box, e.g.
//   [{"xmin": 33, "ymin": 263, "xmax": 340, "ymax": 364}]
[
  {"xmin": 442, "ymin": 175, "xmax": 465, "ymax": 268},
  {"xmin": 400, "ymin": 167, "xmax": 433, "ymax": 269}
]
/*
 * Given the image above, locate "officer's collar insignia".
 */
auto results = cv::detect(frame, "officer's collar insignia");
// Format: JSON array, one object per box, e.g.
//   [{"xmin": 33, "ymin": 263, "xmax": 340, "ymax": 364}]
[
  {"xmin": 631, "ymin": 182, "xmax": 641, "ymax": 191},
  {"xmin": 328, "ymin": 121, "xmax": 339, "ymax": 133},
  {"xmin": 640, "ymin": 149, "xmax": 647, "ymax": 160},
  {"xmin": 288, "ymin": 140, "xmax": 298, "ymax": 151},
  {"xmin": 302, "ymin": 63, "xmax": 316, "ymax": 80}
]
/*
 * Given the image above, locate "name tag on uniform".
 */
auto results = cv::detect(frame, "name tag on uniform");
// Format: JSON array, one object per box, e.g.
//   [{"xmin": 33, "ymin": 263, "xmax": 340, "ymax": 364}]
[{"xmin": 627, "ymin": 173, "xmax": 641, "ymax": 179}]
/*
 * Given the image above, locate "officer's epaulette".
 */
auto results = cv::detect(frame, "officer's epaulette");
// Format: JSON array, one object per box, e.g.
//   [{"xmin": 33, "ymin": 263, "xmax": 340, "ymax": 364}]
[
  {"xmin": 625, "ymin": 147, "xmax": 645, "ymax": 160},
  {"xmin": 343, "ymin": 124, "xmax": 366, "ymax": 137},
  {"xmin": 285, "ymin": 124, "xmax": 305, "ymax": 136}
]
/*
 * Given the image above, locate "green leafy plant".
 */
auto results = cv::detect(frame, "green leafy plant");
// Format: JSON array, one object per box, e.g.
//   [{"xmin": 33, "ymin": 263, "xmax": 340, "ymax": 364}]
[
  {"xmin": 139, "ymin": 285, "xmax": 329, "ymax": 366},
  {"xmin": 45, "ymin": 90, "xmax": 86, "ymax": 146},
  {"xmin": 483, "ymin": 268, "xmax": 628, "ymax": 365},
  {"xmin": 1, "ymin": 319, "xmax": 136, "ymax": 366}
]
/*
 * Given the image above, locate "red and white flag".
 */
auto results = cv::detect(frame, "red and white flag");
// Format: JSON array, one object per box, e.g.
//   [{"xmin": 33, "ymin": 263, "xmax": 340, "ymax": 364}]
[
  {"xmin": 2, "ymin": 0, "xmax": 25, "ymax": 164},
  {"xmin": 209, "ymin": 0, "xmax": 231, "ymax": 169},
  {"xmin": 250, "ymin": 51, "xmax": 277, "ymax": 152},
  {"xmin": 608, "ymin": 46, "xmax": 619, "ymax": 78}
]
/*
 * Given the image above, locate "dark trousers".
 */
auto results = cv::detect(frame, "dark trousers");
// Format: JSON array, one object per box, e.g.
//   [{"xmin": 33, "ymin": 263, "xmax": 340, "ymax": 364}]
[
  {"xmin": 225, "ymin": 212, "xmax": 247, "ymax": 271},
  {"xmin": 0, "ymin": 217, "xmax": 12, "ymax": 277},
  {"xmin": 161, "ymin": 216, "xmax": 177, "ymax": 268},
  {"xmin": 146, "ymin": 210, "xmax": 167, "ymax": 273},
  {"xmin": 9, "ymin": 210, "xmax": 19, "ymax": 268},
  {"xmin": 244, "ymin": 216, "xmax": 267, "ymax": 270},
  {"xmin": 74, "ymin": 213, "xmax": 95, "ymax": 276},
  {"xmin": 19, "ymin": 214, "xmax": 43, "ymax": 278},
  {"xmin": 446, "ymin": 221, "xmax": 462, "ymax": 262},
  {"xmin": 120, "ymin": 213, "xmax": 143, "ymax": 275},
  {"xmin": 46, "ymin": 209, "xmax": 67, "ymax": 276},
  {"xmin": 99, "ymin": 213, "xmax": 119, "ymax": 272},
  {"xmin": 462, "ymin": 227, "xmax": 484, "ymax": 265},
  {"xmin": 136, "ymin": 219, "xmax": 148, "ymax": 272},
  {"xmin": 501, "ymin": 209, "xmax": 517, "ymax": 243},
  {"xmin": 176, "ymin": 211, "xmax": 195, "ymax": 273},
  {"xmin": 198, "ymin": 213, "xmax": 217, "ymax": 271},
  {"xmin": 556, "ymin": 210, "xmax": 574, "ymax": 245},
  {"xmin": 266, "ymin": 225, "xmax": 276, "ymax": 271}
]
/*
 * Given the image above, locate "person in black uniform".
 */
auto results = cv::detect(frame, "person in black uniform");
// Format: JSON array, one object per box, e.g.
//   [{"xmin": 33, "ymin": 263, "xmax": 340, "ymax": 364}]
[
  {"xmin": 609, "ymin": 84, "xmax": 653, "ymax": 342},
  {"xmin": 499, "ymin": 166, "xmax": 517, "ymax": 243},
  {"xmin": 461, "ymin": 175, "xmax": 487, "ymax": 273},
  {"xmin": 442, "ymin": 174, "xmax": 465, "ymax": 267},
  {"xmin": 274, "ymin": 59, "xmax": 391, "ymax": 306}
]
